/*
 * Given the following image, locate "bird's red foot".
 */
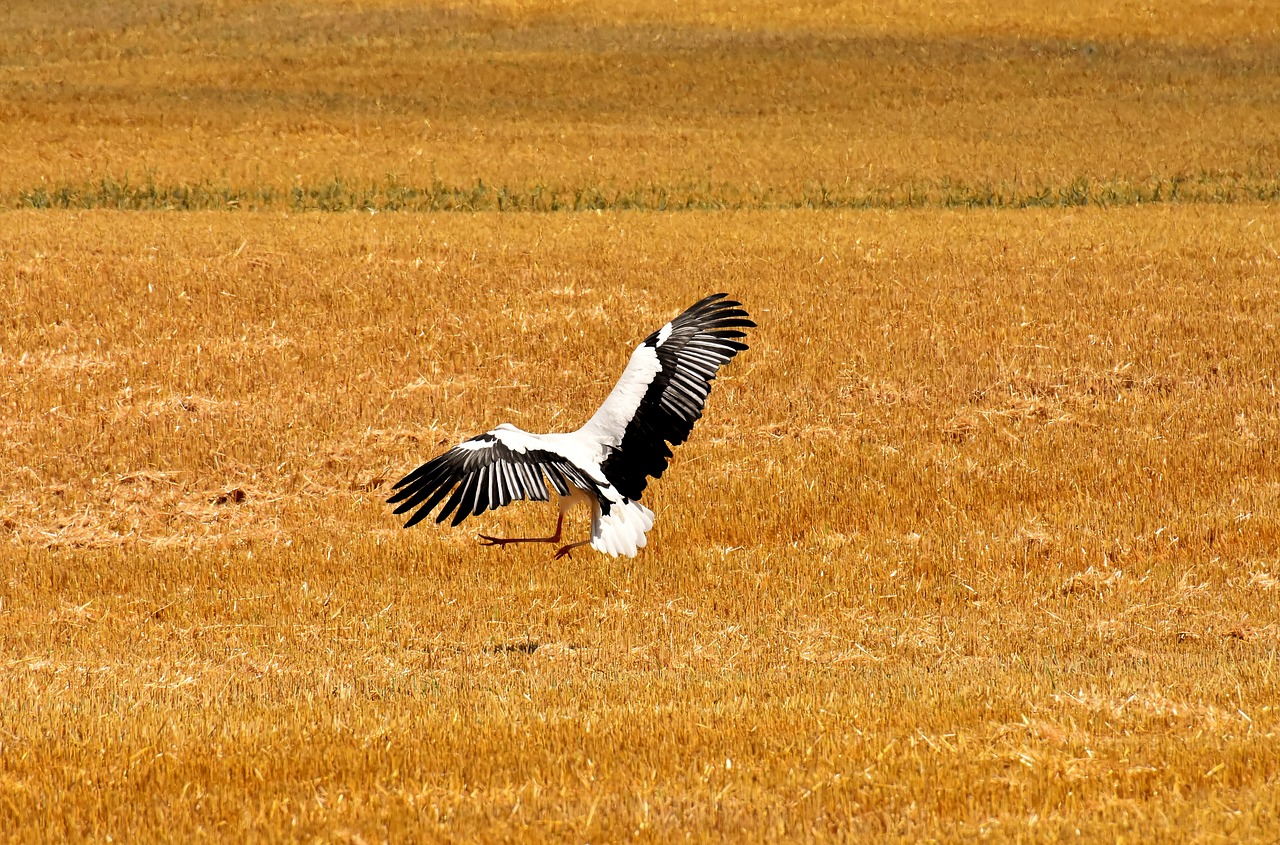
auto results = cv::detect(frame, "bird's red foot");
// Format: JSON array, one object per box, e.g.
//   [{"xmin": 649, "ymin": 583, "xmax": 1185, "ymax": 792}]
[
  {"xmin": 553, "ymin": 541, "xmax": 590, "ymax": 559},
  {"xmin": 479, "ymin": 533, "xmax": 562, "ymax": 549}
]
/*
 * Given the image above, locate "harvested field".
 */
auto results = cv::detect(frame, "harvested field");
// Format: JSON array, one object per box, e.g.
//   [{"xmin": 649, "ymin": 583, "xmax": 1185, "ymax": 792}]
[
  {"xmin": 2, "ymin": 0, "xmax": 1280, "ymax": 842},
  {"xmin": 5, "ymin": 208, "xmax": 1280, "ymax": 841}
]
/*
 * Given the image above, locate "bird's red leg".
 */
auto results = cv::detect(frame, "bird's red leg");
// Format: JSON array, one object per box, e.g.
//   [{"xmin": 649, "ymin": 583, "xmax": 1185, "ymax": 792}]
[{"xmin": 478, "ymin": 513, "xmax": 563, "ymax": 549}]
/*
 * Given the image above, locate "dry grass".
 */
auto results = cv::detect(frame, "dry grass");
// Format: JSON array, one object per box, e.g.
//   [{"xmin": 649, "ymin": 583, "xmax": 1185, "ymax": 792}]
[
  {"xmin": 4, "ymin": 0, "xmax": 1280, "ymax": 842},
  {"xmin": 3, "ymin": 0, "xmax": 1279, "ymax": 206},
  {"xmin": 4, "ymin": 208, "xmax": 1280, "ymax": 841}
]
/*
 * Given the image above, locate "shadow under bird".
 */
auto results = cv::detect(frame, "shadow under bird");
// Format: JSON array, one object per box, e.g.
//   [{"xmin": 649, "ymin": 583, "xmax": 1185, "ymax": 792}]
[{"xmin": 387, "ymin": 293, "xmax": 756, "ymax": 558}]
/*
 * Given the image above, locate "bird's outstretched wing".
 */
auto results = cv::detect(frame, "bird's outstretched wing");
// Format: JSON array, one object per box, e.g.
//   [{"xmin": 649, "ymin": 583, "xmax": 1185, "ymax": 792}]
[
  {"xmin": 388, "ymin": 430, "xmax": 604, "ymax": 529},
  {"xmin": 581, "ymin": 293, "xmax": 755, "ymax": 500}
]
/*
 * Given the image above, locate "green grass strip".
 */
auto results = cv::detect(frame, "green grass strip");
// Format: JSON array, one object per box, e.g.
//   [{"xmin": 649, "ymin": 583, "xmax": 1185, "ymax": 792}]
[{"xmin": 12, "ymin": 173, "xmax": 1280, "ymax": 212}]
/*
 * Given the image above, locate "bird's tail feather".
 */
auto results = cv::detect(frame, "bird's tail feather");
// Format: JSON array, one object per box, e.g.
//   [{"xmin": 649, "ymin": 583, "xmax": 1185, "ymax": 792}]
[{"xmin": 591, "ymin": 499, "xmax": 655, "ymax": 558}]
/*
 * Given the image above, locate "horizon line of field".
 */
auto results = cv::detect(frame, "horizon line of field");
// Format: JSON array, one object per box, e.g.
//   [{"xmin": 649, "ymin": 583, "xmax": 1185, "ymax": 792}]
[{"xmin": 12, "ymin": 172, "xmax": 1280, "ymax": 213}]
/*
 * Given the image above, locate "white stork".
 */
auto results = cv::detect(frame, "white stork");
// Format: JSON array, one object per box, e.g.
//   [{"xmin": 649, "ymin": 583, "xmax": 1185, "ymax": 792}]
[{"xmin": 387, "ymin": 293, "xmax": 755, "ymax": 558}]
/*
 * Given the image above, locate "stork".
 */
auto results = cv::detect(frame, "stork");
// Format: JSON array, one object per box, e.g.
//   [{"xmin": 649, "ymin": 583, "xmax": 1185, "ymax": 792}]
[{"xmin": 387, "ymin": 293, "xmax": 755, "ymax": 558}]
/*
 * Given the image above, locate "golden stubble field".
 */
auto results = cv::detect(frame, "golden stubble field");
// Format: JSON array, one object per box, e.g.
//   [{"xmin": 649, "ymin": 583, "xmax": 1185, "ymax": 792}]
[
  {"xmin": 4, "ymin": 0, "xmax": 1280, "ymax": 841},
  {"xmin": 3, "ymin": 207, "xmax": 1280, "ymax": 842},
  {"xmin": 4, "ymin": 0, "xmax": 1279, "ymax": 206}
]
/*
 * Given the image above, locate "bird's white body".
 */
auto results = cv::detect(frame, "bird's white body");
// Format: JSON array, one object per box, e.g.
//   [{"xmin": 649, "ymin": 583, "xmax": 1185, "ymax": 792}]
[
  {"xmin": 388, "ymin": 294, "xmax": 754, "ymax": 558},
  {"xmin": 474, "ymin": 423, "xmax": 656, "ymax": 557}
]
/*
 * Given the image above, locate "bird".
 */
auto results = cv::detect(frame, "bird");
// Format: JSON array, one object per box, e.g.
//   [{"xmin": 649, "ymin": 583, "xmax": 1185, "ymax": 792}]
[{"xmin": 387, "ymin": 293, "xmax": 756, "ymax": 558}]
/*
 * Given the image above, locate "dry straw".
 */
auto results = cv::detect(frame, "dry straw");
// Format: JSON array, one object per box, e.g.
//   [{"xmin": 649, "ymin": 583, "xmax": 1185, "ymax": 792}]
[{"xmin": 2, "ymin": 0, "xmax": 1280, "ymax": 840}]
